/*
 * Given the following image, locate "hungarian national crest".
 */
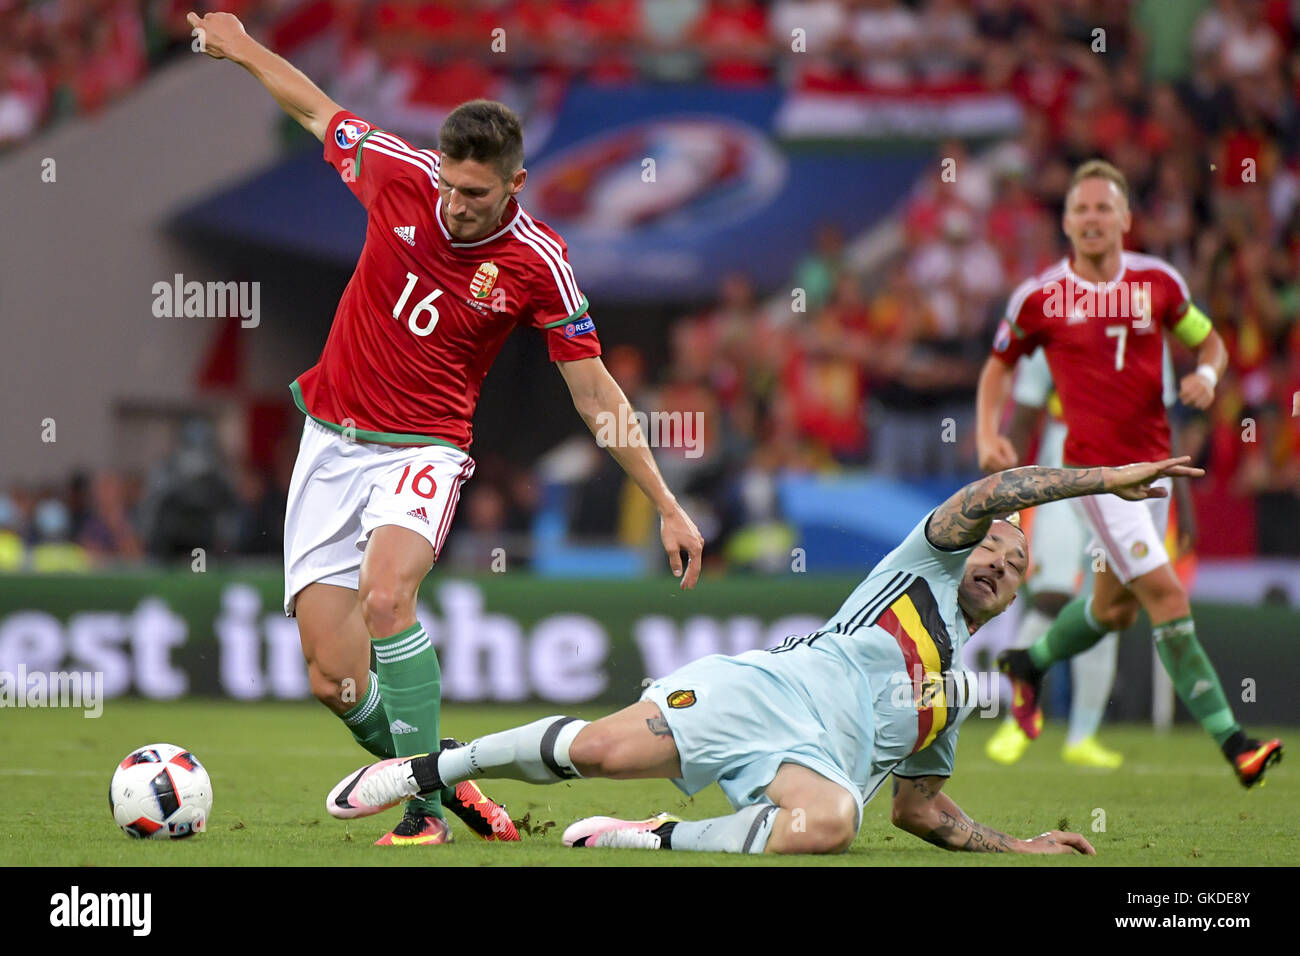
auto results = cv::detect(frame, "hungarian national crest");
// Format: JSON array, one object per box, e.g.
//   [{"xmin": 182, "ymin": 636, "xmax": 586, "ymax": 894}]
[{"xmin": 470, "ymin": 262, "xmax": 499, "ymax": 299}]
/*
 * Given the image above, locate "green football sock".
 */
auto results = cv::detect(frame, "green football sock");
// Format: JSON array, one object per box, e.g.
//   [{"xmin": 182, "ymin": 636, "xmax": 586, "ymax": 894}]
[
  {"xmin": 374, "ymin": 624, "xmax": 443, "ymax": 819},
  {"xmin": 1153, "ymin": 616, "xmax": 1240, "ymax": 746},
  {"xmin": 340, "ymin": 671, "xmax": 467, "ymax": 811},
  {"xmin": 339, "ymin": 668, "xmax": 461, "ymax": 809},
  {"xmin": 340, "ymin": 670, "xmax": 396, "ymax": 759},
  {"xmin": 1028, "ymin": 596, "xmax": 1107, "ymax": 671}
]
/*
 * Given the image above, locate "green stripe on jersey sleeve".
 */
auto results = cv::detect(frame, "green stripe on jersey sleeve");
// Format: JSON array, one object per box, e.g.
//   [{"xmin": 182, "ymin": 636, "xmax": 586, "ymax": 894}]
[
  {"xmin": 351, "ymin": 129, "xmax": 376, "ymax": 178},
  {"xmin": 541, "ymin": 296, "xmax": 591, "ymax": 328}
]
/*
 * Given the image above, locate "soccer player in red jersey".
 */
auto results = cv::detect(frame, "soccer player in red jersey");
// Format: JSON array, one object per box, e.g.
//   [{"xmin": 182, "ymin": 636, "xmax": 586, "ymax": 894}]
[
  {"xmin": 189, "ymin": 11, "xmax": 705, "ymax": 844},
  {"xmin": 976, "ymin": 159, "xmax": 1281, "ymax": 787}
]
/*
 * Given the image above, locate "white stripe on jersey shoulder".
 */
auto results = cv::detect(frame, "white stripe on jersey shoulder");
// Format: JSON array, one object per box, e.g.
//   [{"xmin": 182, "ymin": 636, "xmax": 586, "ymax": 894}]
[
  {"xmin": 1005, "ymin": 261, "xmax": 1066, "ymax": 322},
  {"xmin": 1122, "ymin": 251, "xmax": 1190, "ymax": 299},
  {"xmin": 509, "ymin": 213, "xmax": 583, "ymax": 315},
  {"xmin": 514, "ymin": 213, "xmax": 582, "ymax": 304},
  {"xmin": 363, "ymin": 131, "xmax": 438, "ymax": 184},
  {"xmin": 366, "ymin": 131, "xmax": 436, "ymax": 172},
  {"xmin": 367, "ymin": 129, "xmax": 430, "ymax": 159},
  {"xmin": 510, "ymin": 224, "xmax": 580, "ymax": 315}
]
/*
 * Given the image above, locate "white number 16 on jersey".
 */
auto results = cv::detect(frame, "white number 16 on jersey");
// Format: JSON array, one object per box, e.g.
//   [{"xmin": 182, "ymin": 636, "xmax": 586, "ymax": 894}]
[{"xmin": 392, "ymin": 272, "xmax": 443, "ymax": 337}]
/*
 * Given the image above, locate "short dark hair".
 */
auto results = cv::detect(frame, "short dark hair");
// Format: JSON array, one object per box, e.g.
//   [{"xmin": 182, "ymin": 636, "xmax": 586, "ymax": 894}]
[
  {"xmin": 1067, "ymin": 159, "xmax": 1129, "ymax": 205},
  {"xmin": 438, "ymin": 100, "xmax": 524, "ymax": 180}
]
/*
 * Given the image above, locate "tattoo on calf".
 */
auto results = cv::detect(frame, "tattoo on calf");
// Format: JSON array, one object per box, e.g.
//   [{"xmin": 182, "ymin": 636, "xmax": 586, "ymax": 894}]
[
  {"xmin": 913, "ymin": 778, "xmax": 940, "ymax": 801},
  {"xmin": 893, "ymin": 776, "xmax": 941, "ymax": 801},
  {"xmin": 646, "ymin": 717, "xmax": 672, "ymax": 737}
]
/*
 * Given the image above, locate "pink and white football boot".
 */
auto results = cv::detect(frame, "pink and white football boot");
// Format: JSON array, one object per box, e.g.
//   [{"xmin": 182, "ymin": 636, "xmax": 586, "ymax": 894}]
[
  {"xmin": 562, "ymin": 812, "xmax": 680, "ymax": 849},
  {"xmin": 326, "ymin": 757, "xmax": 419, "ymax": 819}
]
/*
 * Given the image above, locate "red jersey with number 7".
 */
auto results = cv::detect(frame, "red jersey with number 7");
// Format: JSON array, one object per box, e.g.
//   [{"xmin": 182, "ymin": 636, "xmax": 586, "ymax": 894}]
[
  {"xmin": 291, "ymin": 110, "xmax": 601, "ymax": 451},
  {"xmin": 990, "ymin": 252, "xmax": 1204, "ymax": 467}
]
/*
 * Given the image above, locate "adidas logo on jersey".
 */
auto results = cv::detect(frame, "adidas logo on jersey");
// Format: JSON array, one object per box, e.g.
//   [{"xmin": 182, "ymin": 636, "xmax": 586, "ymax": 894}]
[
  {"xmin": 406, "ymin": 506, "xmax": 429, "ymax": 524},
  {"xmin": 390, "ymin": 719, "xmax": 418, "ymax": 735},
  {"xmin": 394, "ymin": 225, "xmax": 416, "ymax": 246}
]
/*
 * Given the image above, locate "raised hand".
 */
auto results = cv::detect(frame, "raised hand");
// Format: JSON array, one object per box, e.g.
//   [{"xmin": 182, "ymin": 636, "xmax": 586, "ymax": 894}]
[{"xmin": 187, "ymin": 11, "xmax": 251, "ymax": 61}]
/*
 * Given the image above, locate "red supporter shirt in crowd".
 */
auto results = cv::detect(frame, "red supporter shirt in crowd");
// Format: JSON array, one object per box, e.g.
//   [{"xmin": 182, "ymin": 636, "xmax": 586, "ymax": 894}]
[
  {"xmin": 695, "ymin": 0, "xmax": 771, "ymax": 85},
  {"xmin": 990, "ymin": 252, "xmax": 1200, "ymax": 467},
  {"xmin": 292, "ymin": 110, "xmax": 601, "ymax": 451}
]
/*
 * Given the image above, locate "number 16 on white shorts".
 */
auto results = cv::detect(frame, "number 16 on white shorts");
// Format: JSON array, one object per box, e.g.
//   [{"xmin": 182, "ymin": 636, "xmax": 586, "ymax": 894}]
[{"xmin": 283, "ymin": 417, "xmax": 475, "ymax": 616}]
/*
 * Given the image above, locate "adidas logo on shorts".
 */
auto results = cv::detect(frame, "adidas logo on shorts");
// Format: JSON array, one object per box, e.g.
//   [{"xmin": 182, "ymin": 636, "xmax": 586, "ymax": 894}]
[
  {"xmin": 407, "ymin": 506, "xmax": 429, "ymax": 524},
  {"xmin": 390, "ymin": 719, "xmax": 418, "ymax": 734}
]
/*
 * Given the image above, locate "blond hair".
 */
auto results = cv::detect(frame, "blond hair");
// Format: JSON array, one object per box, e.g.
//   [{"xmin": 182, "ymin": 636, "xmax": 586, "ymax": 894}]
[{"xmin": 1068, "ymin": 159, "xmax": 1130, "ymax": 205}]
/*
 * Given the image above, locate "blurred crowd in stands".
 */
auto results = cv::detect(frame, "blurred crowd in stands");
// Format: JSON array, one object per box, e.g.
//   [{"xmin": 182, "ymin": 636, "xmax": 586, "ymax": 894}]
[{"xmin": 2, "ymin": 0, "xmax": 1298, "ymax": 569}]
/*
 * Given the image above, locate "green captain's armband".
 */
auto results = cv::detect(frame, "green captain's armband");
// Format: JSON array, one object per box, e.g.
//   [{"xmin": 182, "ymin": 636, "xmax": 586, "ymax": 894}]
[{"xmin": 1172, "ymin": 303, "xmax": 1213, "ymax": 348}]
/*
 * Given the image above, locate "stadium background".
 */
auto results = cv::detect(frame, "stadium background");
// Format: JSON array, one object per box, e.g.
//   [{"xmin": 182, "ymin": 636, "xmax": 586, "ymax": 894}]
[{"xmin": 1, "ymin": 0, "xmax": 1298, "ymax": 728}]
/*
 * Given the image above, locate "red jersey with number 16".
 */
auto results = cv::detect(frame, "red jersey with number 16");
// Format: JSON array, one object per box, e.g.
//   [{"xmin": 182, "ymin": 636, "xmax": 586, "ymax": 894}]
[
  {"xmin": 990, "ymin": 252, "xmax": 1196, "ymax": 467},
  {"xmin": 291, "ymin": 110, "xmax": 601, "ymax": 451}
]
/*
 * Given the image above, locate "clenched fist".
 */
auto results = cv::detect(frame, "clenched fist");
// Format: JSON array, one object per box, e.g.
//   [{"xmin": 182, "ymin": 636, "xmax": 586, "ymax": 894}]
[
  {"xmin": 1178, "ymin": 371, "xmax": 1215, "ymax": 410},
  {"xmin": 977, "ymin": 434, "xmax": 1019, "ymax": 473}
]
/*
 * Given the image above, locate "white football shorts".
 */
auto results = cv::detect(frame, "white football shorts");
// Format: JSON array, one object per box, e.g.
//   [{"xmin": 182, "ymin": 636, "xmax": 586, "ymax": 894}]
[
  {"xmin": 282, "ymin": 416, "xmax": 475, "ymax": 616},
  {"xmin": 1071, "ymin": 476, "xmax": 1171, "ymax": 585},
  {"xmin": 1026, "ymin": 496, "xmax": 1088, "ymax": 596}
]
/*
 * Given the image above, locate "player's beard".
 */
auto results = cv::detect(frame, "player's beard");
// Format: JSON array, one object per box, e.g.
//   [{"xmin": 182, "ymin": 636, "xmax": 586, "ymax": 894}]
[
  {"xmin": 1070, "ymin": 228, "xmax": 1122, "ymax": 271},
  {"xmin": 448, "ymin": 198, "xmax": 511, "ymax": 242},
  {"xmin": 448, "ymin": 215, "xmax": 477, "ymax": 240}
]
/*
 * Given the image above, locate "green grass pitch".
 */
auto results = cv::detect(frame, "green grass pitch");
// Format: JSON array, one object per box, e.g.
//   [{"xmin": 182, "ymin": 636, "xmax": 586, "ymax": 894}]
[{"xmin": 0, "ymin": 700, "xmax": 1291, "ymax": 866}]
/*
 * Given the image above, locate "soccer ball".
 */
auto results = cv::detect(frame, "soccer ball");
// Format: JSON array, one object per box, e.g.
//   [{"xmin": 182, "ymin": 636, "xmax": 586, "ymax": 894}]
[{"xmin": 109, "ymin": 743, "xmax": 212, "ymax": 839}]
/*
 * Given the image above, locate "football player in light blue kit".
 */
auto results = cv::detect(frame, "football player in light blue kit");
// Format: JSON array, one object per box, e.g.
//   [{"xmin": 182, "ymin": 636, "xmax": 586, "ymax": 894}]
[{"xmin": 326, "ymin": 458, "xmax": 1200, "ymax": 855}]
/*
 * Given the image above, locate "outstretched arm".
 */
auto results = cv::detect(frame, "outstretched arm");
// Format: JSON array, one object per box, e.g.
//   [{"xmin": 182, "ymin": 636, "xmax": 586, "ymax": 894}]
[
  {"xmin": 925, "ymin": 457, "xmax": 1205, "ymax": 550},
  {"xmin": 187, "ymin": 11, "xmax": 342, "ymax": 142},
  {"xmin": 890, "ymin": 775, "xmax": 1095, "ymax": 855},
  {"xmin": 557, "ymin": 356, "xmax": 704, "ymax": 589}
]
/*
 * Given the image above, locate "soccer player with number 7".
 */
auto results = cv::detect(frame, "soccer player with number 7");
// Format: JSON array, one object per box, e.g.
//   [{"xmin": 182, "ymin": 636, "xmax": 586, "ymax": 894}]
[
  {"xmin": 187, "ymin": 11, "xmax": 704, "ymax": 845},
  {"xmin": 976, "ymin": 159, "xmax": 1281, "ymax": 788}
]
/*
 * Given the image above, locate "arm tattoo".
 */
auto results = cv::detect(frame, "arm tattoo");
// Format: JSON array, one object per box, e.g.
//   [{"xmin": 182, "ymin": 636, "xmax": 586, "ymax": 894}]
[
  {"xmin": 927, "ymin": 466, "xmax": 1108, "ymax": 549},
  {"xmin": 645, "ymin": 717, "xmax": 672, "ymax": 737},
  {"xmin": 922, "ymin": 809, "xmax": 1016, "ymax": 853}
]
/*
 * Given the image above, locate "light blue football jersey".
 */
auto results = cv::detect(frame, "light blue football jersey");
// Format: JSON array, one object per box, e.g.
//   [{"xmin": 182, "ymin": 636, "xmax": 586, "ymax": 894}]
[
  {"xmin": 805, "ymin": 509, "xmax": 982, "ymax": 787},
  {"xmin": 643, "ymin": 508, "xmax": 985, "ymax": 815}
]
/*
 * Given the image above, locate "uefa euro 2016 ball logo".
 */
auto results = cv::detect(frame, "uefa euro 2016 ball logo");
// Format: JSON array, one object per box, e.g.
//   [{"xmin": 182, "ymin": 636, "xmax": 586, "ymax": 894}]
[{"xmin": 335, "ymin": 118, "xmax": 371, "ymax": 150}]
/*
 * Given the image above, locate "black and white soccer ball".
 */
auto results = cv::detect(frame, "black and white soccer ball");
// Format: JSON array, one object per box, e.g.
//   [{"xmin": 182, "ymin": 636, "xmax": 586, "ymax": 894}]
[{"xmin": 109, "ymin": 743, "xmax": 213, "ymax": 839}]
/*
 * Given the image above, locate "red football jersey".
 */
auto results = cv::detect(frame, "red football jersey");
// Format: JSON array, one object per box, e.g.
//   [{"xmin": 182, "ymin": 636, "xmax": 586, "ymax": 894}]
[
  {"xmin": 991, "ymin": 252, "xmax": 1195, "ymax": 467},
  {"xmin": 292, "ymin": 110, "xmax": 601, "ymax": 450}
]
